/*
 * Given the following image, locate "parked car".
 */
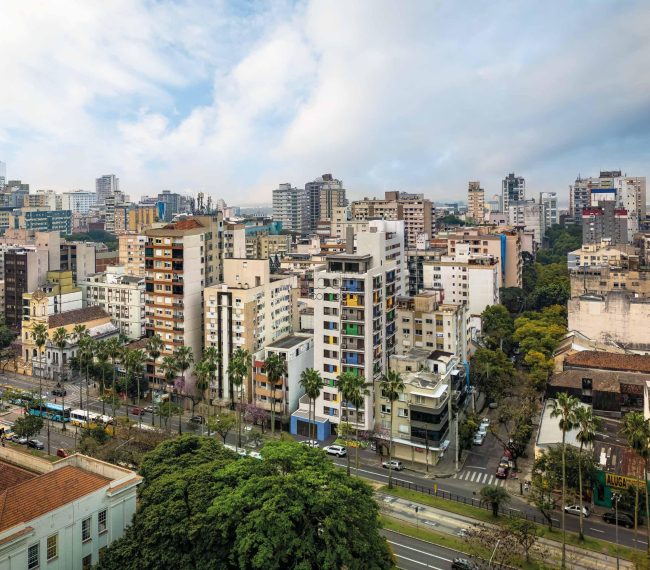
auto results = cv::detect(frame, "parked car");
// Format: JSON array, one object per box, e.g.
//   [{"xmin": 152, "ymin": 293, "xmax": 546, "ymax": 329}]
[
  {"xmin": 473, "ymin": 432, "xmax": 485, "ymax": 445},
  {"xmin": 498, "ymin": 456, "xmax": 510, "ymax": 468},
  {"xmin": 299, "ymin": 440, "xmax": 319, "ymax": 448},
  {"xmin": 452, "ymin": 558, "xmax": 479, "ymax": 570},
  {"xmin": 488, "ymin": 402, "xmax": 498, "ymax": 409},
  {"xmin": 56, "ymin": 448, "xmax": 69, "ymax": 458},
  {"xmin": 27, "ymin": 439, "xmax": 44, "ymax": 450},
  {"xmin": 565, "ymin": 504, "xmax": 590, "ymax": 517},
  {"xmin": 52, "ymin": 388, "xmax": 66, "ymax": 397},
  {"xmin": 248, "ymin": 451, "xmax": 263, "ymax": 460},
  {"xmin": 11, "ymin": 435, "xmax": 28, "ymax": 445},
  {"xmin": 143, "ymin": 406, "xmax": 154, "ymax": 413},
  {"xmin": 603, "ymin": 511, "xmax": 635, "ymax": 528},
  {"xmin": 382, "ymin": 460, "xmax": 404, "ymax": 471},
  {"xmin": 323, "ymin": 444, "xmax": 347, "ymax": 457},
  {"xmin": 495, "ymin": 465, "xmax": 509, "ymax": 479},
  {"xmin": 189, "ymin": 415, "xmax": 204, "ymax": 424},
  {"xmin": 131, "ymin": 407, "xmax": 145, "ymax": 416}
]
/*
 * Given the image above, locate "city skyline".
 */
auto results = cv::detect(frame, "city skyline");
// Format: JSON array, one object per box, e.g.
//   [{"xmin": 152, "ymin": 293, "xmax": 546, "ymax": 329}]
[{"xmin": 1, "ymin": 1, "xmax": 649, "ymax": 204}]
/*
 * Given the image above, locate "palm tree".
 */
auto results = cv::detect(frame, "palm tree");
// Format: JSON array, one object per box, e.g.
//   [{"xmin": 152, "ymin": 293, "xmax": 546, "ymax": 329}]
[
  {"xmin": 51, "ymin": 327, "xmax": 69, "ymax": 431},
  {"xmin": 78, "ymin": 336, "xmax": 95, "ymax": 420},
  {"xmin": 193, "ymin": 359, "xmax": 210, "ymax": 435},
  {"xmin": 74, "ymin": 325, "xmax": 89, "ymax": 412},
  {"xmin": 299, "ymin": 368, "xmax": 324, "ymax": 443},
  {"xmin": 202, "ymin": 346, "xmax": 221, "ymax": 432},
  {"xmin": 160, "ymin": 355, "xmax": 179, "ymax": 433},
  {"xmin": 621, "ymin": 411, "xmax": 650, "ymax": 556},
  {"xmin": 227, "ymin": 347, "xmax": 251, "ymax": 448},
  {"xmin": 480, "ymin": 485, "xmax": 510, "ymax": 517},
  {"xmin": 95, "ymin": 341, "xmax": 109, "ymax": 416},
  {"xmin": 336, "ymin": 371, "xmax": 359, "ymax": 476},
  {"xmin": 146, "ymin": 334, "xmax": 163, "ymax": 425},
  {"xmin": 31, "ymin": 323, "xmax": 48, "ymax": 448},
  {"xmin": 549, "ymin": 392, "xmax": 580, "ymax": 569},
  {"xmin": 379, "ymin": 369, "xmax": 405, "ymax": 489},
  {"xmin": 574, "ymin": 406, "xmax": 600, "ymax": 542},
  {"xmin": 104, "ymin": 336, "xmax": 122, "ymax": 435},
  {"xmin": 263, "ymin": 353, "xmax": 285, "ymax": 437},
  {"xmin": 348, "ymin": 376, "xmax": 369, "ymax": 474},
  {"xmin": 175, "ymin": 346, "xmax": 194, "ymax": 435},
  {"xmin": 124, "ymin": 349, "xmax": 146, "ymax": 429}
]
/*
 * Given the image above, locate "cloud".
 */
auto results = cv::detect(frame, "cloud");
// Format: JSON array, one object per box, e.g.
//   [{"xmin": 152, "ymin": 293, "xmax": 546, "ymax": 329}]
[{"xmin": 1, "ymin": 0, "xmax": 649, "ymax": 204}]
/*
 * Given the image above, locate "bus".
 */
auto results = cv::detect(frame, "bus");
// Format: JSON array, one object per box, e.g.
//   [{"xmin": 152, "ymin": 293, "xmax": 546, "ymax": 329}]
[
  {"xmin": 70, "ymin": 409, "xmax": 113, "ymax": 428},
  {"xmin": 28, "ymin": 403, "xmax": 71, "ymax": 423}
]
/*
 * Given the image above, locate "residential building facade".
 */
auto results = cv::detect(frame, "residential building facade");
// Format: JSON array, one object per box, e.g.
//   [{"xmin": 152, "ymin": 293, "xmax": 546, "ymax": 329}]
[
  {"xmin": 95, "ymin": 174, "xmax": 119, "ymax": 206},
  {"xmin": 467, "ymin": 181, "xmax": 484, "ymax": 223},
  {"xmin": 272, "ymin": 183, "xmax": 309, "ymax": 235},
  {"xmin": 501, "ymin": 172, "xmax": 525, "ymax": 212},
  {"xmin": 61, "ymin": 190, "xmax": 97, "ymax": 214}
]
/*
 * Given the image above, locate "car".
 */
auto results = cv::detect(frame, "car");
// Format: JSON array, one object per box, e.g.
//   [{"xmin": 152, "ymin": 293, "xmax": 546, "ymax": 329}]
[
  {"xmin": 56, "ymin": 448, "xmax": 69, "ymax": 458},
  {"xmin": 603, "ymin": 511, "xmax": 635, "ymax": 528},
  {"xmin": 495, "ymin": 465, "xmax": 509, "ymax": 479},
  {"xmin": 382, "ymin": 460, "xmax": 404, "ymax": 471},
  {"xmin": 451, "ymin": 558, "xmax": 479, "ymax": 570},
  {"xmin": 27, "ymin": 439, "xmax": 44, "ymax": 450},
  {"xmin": 52, "ymin": 388, "xmax": 66, "ymax": 397},
  {"xmin": 11, "ymin": 435, "xmax": 28, "ymax": 445},
  {"xmin": 323, "ymin": 444, "xmax": 347, "ymax": 457},
  {"xmin": 248, "ymin": 451, "xmax": 263, "ymax": 460},
  {"xmin": 131, "ymin": 407, "xmax": 145, "ymax": 415},
  {"xmin": 499, "ymin": 456, "xmax": 510, "ymax": 468},
  {"xmin": 189, "ymin": 415, "xmax": 204, "ymax": 424},
  {"xmin": 488, "ymin": 402, "xmax": 498, "ymax": 409},
  {"xmin": 143, "ymin": 406, "xmax": 154, "ymax": 413},
  {"xmin": 473, "ymin": 433, "xmax": 485, "ymax": 445},
  {"xmin": 299, "ymin": 440, "xmax": 319, "ymax": 448},
  {"xmin": 480, "ymin": 418, "xmax": 490, "ymax": 429},
  {"xmin": 565, "ymin": 504, "xmax": 590, "ymax": 517}
]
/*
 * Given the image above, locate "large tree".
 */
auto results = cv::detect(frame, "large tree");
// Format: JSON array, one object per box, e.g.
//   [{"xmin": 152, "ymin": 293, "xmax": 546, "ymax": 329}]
[
  {"xmin": 97, "ymin": 437, "xmax": 393, "ymax": 570},
  {"xmin": 228, "ymin": 348, "xmax": 251, "ymax": 448},
  {"xmin": 262, "ymin": 353, "xmax": 285, "ymax": 437},
  {"xmin": 299, "ymin": 368, "xmax": 324, "ymax": 443},
  {"xmin": 574, "ymin": 406, "xmax": 600, "ymax": 542},
  {"xmin": 379, "ymin": 370, "xmax": 405, "ymax": 489},
  {"xmin": 481, "ymin": 304, "xmax": 514, "ymax": 352},
  {"xmin": 469, "ymin": 348, "xmax": 515, "ymax": 403}
]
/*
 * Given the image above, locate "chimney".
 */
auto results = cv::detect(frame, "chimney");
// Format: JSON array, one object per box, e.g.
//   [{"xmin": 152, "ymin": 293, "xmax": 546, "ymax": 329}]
[{"xmin": 345, "ymin": 226, "xmax": 354, "ymax": 254}]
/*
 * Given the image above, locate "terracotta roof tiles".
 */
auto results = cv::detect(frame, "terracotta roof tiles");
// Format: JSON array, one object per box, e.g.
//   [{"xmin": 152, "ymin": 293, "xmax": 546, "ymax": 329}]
[
  {"xmin": 48, "ymin": 306, "xmax": 109, "ymax": 329},
  {"xmin": 566, "ymin": 351, "xmax": 650, "ymax": 374}
]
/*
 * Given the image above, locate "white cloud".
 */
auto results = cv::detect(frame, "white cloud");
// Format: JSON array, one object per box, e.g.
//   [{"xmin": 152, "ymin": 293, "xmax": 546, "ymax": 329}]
[{"xmin": 1, "ymin": 0, "xmax": 649, "ymax": 203}]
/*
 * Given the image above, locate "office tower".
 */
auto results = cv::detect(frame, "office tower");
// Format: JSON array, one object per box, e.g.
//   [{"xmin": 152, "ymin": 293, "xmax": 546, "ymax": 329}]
[
  {"xmin": 467, "ymin": 181, "xmax": 485, "ymax": 222},
  {"xmin": 272, "ymin": 183, "xmax": 309, "ymax": 234},
  {"xmin": 539, "ymin": 192, "xmax": 558, "ymax": 230},
  {"xmin": 61, "ymin": 190, "xmax": 97, "ymax": 214},
  {"xmin": 508, "ymin": 199, "xmax": 545, "ymax": 245},
  {"xmin": 4, "ymin": 247, "xmax": 50, "ymax": 329},
  {"xmin": 501, "ymin": 173, "xmax": 526, "ymax": 212},
  {"xmin": 157, "ymin": 190, "xmax": 184, "ymax": 222},
  {"xmin": 204, "ymin": 258, "xmax": 296, "ymax": 403},
  {"xmin": 144, "ymin": 215, "xmax": 223, "ymax": 391},
  {"xmin": 305, "ymin": 174, "xmax": 347, "ymax": 231},
  {"xmin": 350, "ymin": 191, "xmax": 433, "ymax": 249},
  {"xmin": 8, "ymin": 209, "xmax": 72, "ymax": 234},
  {"xmin": 582, "ymin": 202, "xmax": 628, "ymax": 245},
  {"xmin": 617, "ymin": 176, "xmax": 646, "ymax": 240},
  {"xmin": 96, "ymin": 174, "xmax": 119, "ymax": 206}
]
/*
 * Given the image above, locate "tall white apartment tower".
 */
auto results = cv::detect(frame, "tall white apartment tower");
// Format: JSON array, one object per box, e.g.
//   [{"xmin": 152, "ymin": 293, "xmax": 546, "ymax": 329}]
[
  {"xmin": 539, "ymin": 192, "xmax": 558, "ymax": 231},
  {"xmin": 272, "ymin": 183, "xmax": 309, "ymax": 235},
  {"xmin": 0, "ymin": 161, "xmax": 6, "ymax": 186},
  {"xmin": 311, "ymin": 220, "xmax": 404, "ymax": 436},
  {"xmin": 501, "ymin": 172, "xmax": 525, "ymax": 212},
  {"xmin": 96, "ymin": 174, "xmax": 119, "ymax": 206}
]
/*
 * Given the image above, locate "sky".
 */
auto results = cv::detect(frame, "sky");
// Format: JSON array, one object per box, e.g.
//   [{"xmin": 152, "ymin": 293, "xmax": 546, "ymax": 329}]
[{"xmin": 1, "ymin": 0, "xmax": 649, "ymax": 206}]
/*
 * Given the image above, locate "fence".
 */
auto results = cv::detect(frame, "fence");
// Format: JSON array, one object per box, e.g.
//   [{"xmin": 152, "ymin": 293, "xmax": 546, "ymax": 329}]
[{"xmin": 391, "ymin": 477, "xmax": 559, "ymax": 528}]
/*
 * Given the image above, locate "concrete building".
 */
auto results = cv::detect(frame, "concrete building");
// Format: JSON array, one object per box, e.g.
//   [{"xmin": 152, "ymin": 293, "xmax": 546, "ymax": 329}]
[
  {"xmin": 502, "ymin": 172, "xmax": 525, "ymax": 212},
  {"xmin": 60, "ymin": 242, "xmax": 97, "ymax": 282},
  {"xmin": 405, "ymin": 248, "xmax": 443, "ymax": 297},
  {"xmin": 144, "ymin": 215, "xmax": 224, "ymax": 390},
  {"xmin": 25, "ymin": 190, "xmax": 60, "ymax": 211},
  {"xmin": 253, "ymin": 333, "xmax": 313, "ymax": 420},
  {"xmin": 80, "ymin": 266, "xmax": 146, "ymax": 339},
  {"xmin": 618, "ymin": 176, "xmax": 646, "ymax": 240},
  {"xmin": 272, "ymin": 183, "xmax": 309, "ymax": 235},
  {"xmin": 568, "ymin": 292, "xmax": 650, "ymax": 352},
  {"xmin": 539, "ymin": 192, "xmax": 558, "ymax": 230},
  {"xmin": 4, "ymin": 247, "xmax": 50, "ymax": 330},
  {"xmin": 157, "ymin": 190, "xmax": 184, "ymax": 222},
  {"xmin": 305, "ymin": 174, "xmax": 347, "ymax": 231},
  {"xmin": 248, "ymin": 233, "xmax": 292, "ymax": 260},
  {"xmin": 570, "ymin": 261, "xmax": 650, "ymax": 298},
  {"xmin": 104, "ymin": 191, "xmax": 126, "ymax": 234},
  {"xmin": 118, "ymin": 234, "xmax": 146, "ymax": 277},
  {"xmin": 114, "ymin": 204, "xmax": 157, "ymax": 234},
  {"xmin": 508, "ymin": 199, "xmax": 544, "ymax": 245},
  {"xmin": 204, "ymin": 258, "xmax": 296, "ymax": 404},
  {"xmin": 9, "ymin": 209, "xmax": 72, "ymax": 234},
  {"xmin": 350, "ymin": 191, "xmax": 433, "ymax": 249},
  {"xmin": 61, "ymin": 190, "xmax": 97, "ymax": 214},
  {"xmin": 22, "ymin": 270, "xmax": 83, "ymax": 320},
  {"xmin": 95, "ymin": 174, "xmax": 119, "ymax": 206},
  {"xmin": 223, "ymin": 222, "xmax": 247, "ymax": 259},
  {"xmin": 0, "ymin": 230, "xmax": 61, "ymax": 281},
  {"xmin": 582, "ymin": 202, "xmax": 628, "ymax": 245},
  {"xmin": 395, "ymin": 292, "xmax": 470, "ymax": 362},
  {"xmin": 0, "ymin": 448, "xmax": 141, "ymax": 570},
  {"xmin": 566, "ymin": 243, "xmax": 636, "ymax": 270},
  {"xmin": 467, "ymin": 181, "xmax": 485, "ymax": 223}
]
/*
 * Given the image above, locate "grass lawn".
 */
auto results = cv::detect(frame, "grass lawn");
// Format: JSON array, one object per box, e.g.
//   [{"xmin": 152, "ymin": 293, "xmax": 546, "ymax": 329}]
[{"xmin": 380, "ymin": 485, "xmax": 637, "ymax": 562}]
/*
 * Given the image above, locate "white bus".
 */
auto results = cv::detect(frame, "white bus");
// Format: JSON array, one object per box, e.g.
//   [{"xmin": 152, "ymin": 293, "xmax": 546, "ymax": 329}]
[{"xmin": 70, "ymin": 409, "xmax": 113, "ymax": 427}]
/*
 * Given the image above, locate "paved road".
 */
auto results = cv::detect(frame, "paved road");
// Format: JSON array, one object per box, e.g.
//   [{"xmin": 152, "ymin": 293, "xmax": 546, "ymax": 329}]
[{"xmin": 382, "ymin": 529, "xmax": 462, "ymax": 570}]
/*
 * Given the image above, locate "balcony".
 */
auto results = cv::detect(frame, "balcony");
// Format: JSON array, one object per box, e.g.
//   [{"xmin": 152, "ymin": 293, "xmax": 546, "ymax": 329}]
[
  {"xmin": 342, "ymin": 352, "xmax": 364, "ymax": 366},
  {"xmin": 341, "ymin": 339, "xmax": 364, "ymax": 351},
  {"xmin": 343, "ymin": 293, "xmax": 364, "ymax": 308},
  {"xmin": 342, "ymin": 279, "xmax": 364, "ymax": 292},
  {"xmin": 341, "ymin": 309, "xmax": 364, "ymax": 322},
  {"xmin": 342, "ymin": 323, "xmax": 363, "ymax": 336}
]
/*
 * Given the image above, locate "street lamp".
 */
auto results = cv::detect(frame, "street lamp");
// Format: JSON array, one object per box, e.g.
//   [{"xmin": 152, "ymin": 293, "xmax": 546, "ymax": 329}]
[{"xmin": 612, "ymin": 492, "xmax": 620, "ymax": 570}]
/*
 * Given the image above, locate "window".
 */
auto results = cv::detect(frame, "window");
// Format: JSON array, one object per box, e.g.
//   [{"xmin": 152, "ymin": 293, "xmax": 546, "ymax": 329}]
[
  {"xmin": 82, "ymin": 517, "xmax": 91, "ymax": 542},
  {"xmin": 82, "ymin": 554, "xmax": 92, "ymax": 570},
  {"xmin": 398, "ymin": 408, "xmax": 409, "ymax": 418},
  {"xmin": 381, "ymin": 404, "xmax": 391, "ymax": 414},
  {"xmin": 98, "ymin": 509, "xmax": 107, "ymax": 534},
  {"xmin": 28, "ymin": 544, "xmax": 39, "ymax": 569},
  {"xmin": 47, "ymin": 534, "xmax": 58, "ymax": 560}
]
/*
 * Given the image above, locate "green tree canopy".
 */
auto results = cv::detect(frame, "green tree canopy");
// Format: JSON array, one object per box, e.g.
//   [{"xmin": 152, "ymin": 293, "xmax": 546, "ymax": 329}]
[
  {"xmin": 12, "ymin": 415, "xmax": 43, "ymax": 438},
  {"xmin": 481, "ymin": 304, "xmax": 514, "ymax": 352},
  {"xmin": 470, "ymin": 348, "xmax": 515, "ymax": 403},
  {"xmin": 98, "ymin": 437, "xmax": 393, "ymax": 570}
]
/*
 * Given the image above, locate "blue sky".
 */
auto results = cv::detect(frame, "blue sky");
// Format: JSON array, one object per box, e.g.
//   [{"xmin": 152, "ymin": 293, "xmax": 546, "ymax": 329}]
[{"xmin": 1, "ymin": 0, "xmax": 649, "ymax": 206}]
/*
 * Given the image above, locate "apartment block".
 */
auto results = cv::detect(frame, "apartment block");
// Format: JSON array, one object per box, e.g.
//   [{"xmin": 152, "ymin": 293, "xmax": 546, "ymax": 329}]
[
  {"xmin": 582, "ymin": 202, "xmax": 628, "ymax": 245},
  {"xmin": 9, "ymin": 208, "xmax": 72, "ymax": 234},
  {"xmin": 157, "ymin": 190, "xmax": 185, "ymax": 222},
  {"xmin": 272, "ymin": 183, "xmax": 309, "ymax": 235},
  {"xmin": 104, "ymin": 191, "xmax": 126, "ymax": 234},
  {"xmin": 60, "ymin": 241, "xmax": 97, "ymax": 282},
  {"xmin": 395, "ymin": 292, "xmax": 470, "ymax": 362},
  {"xmin": 24, "ymin": 190, "xmax": 60, "ymax": 211},
  {"xmin": 0, "ymin": 230, "xmax": 61, "ymax": 280},
  {"xmin": 501, "ymin": 172, "xmax": 525, "ymax": 212},
  {"xmin": 405, "ymin": 248, "xmax": 443, "ymax": 296},
  {"xmin": 204, "ymin": 258, "xmax": 295, "ymax": 404},
  {"xmin": 253, "ymin": 333, "xmax": 314, "ymax": 420},
  {"xmin": 567, "ymin": 243, "xmax": 636, "ymax": 269},
  {"xmin": 508, "ymin": 199, "xmax": 544, "ymax": 245},
  {"xmin": 114, "ymin": 204, "xmax": 157, "ymax": 234},
  {"xmin": 467, "ymin": 181, "xmax": 485, "ymax": 222},
  {"xmin": 305, "ymin": 174, "xmax": 347, "ymax": 231},
  {"xmin": 61, "ymin": 190, "xmax": 97, "ymax": 214},
  {"xmin": 4, "ymin": 247, "xmax": 49, "ymax": 330},
  {"xmin": 570, "ymin": 264, "xmax": 650, "ymax": 299},
  {"xmin": 96, "ymin": 174, "xmax": 119, "ymax": 205},
  {"xmin": 81, "ymin": 266, "xmax": 146, "ymax": 339},
  {"xmin": 351, "ymin": 191, "xmax": 433, "ymax": 249},
  {"xmin": 144, "ymin": 215, "xmax": 223, "ymax": 390},
  {"xmin": 118, "ymin": 234, "xmax": 146, "ymax": 276},
  {"xmin": 539, "ymin": 192, "xmax": 558, "ymax": 229}
]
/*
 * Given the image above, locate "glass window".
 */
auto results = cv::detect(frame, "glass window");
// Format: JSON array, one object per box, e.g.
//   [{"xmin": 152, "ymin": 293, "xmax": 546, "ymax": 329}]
[
  {"xmin": 82, "ymin": 517, "xmax": 91, "ymax": 541},
  {"xmin": 98, "ymin": 509, "xmax": 107, "ymax": 533},
  {"xmin": 28, "ymin": 544, "xmax": 39, "ymax": 569},
  {"xmin": 82, "ymin": 554, "xmax": 92, "ymax": 570},
  {"xmin": 47, "ymin": 534, "xmax": 58, "ymax": 560}
]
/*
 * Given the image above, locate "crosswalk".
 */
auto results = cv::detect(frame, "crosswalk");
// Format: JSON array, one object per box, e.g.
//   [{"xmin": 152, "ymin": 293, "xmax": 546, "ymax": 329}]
[{"xmin": 452, "ymin": 469, "xmax": 505, "ymax": 486}]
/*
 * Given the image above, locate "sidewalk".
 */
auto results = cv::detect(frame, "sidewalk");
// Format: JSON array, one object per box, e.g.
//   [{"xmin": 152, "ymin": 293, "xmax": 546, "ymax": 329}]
[{"xmin": 379, "ymin": 491, "xmax": 634, "ymax": 570}]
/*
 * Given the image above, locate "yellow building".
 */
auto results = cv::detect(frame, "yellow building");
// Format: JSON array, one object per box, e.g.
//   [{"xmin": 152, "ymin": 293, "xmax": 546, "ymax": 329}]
[{"xmin": 115, "ymin": 205, "xmax": 157, "ymax": 234}]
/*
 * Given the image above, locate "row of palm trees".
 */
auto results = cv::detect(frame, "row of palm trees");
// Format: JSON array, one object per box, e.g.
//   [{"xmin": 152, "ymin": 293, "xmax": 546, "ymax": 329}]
[{"xmin": 551, "ymin": 392, "xmax": 650, "ymax": 567}]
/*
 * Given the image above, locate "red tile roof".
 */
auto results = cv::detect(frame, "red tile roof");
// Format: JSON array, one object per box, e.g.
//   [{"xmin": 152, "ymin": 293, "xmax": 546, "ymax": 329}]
[
  {"xmin": 48, "ymin": 306, "xmax": 109, "ymax": 329},
  {"xmin": 0, "ymin": 463, "xmax": 36, "ymax": 493},
  {"xmin": 565, "ymin": 351, "xmax": 650, "ymax": 374},
  {"xmin": 0, "ymin": 465, "xmax": 110, "ymax": 532}
]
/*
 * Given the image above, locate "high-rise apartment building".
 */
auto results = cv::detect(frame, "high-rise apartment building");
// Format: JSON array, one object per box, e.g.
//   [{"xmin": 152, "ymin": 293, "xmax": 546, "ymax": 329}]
[
  {"xmin": 0, "ymin": 161, "xmax": 5, "ymax": 186},
  {"xmin": 351, "ymin": 191, "xmax": 433, "ymax": 249},
  {"xmin": 501, "ymin": 173, "xmax": 526, "ymax": 212},
  {"xmin": 25, "ymin": 190, "xmax": 60, "ymax": 211},
  {"xmin": 4, "ymin": 247, "xmax": 50, "ymax": 329},
  {"xmin": 508, "ymin": 199, "xmax": 545, "ymax": 245},
  {"xmin": 467, "ymin": 181, "xmax": 485, "ymax": 222},
  {"xmin": 118, "ymin": 234, "xmax": 147, "ymax": 276},
  {"xmin": 617, "ymin": 176, "xmax": 646, "ymax": 240},
  {"xmin": 104, "ymin": 190, "xmax": 126, "ymax": 234},
  {"xmin": 114, "ymin": 204, "xmax": 157, "ymax": 234},
  {"xmin": 582, "ymin": 202, "xmax": 628, "ymax": 245},
  {"xmin": 144, "ymin": 215, "xmax": 223, "ymax": 391},
  {"xmin": 204, "ymin": 258, "xmax": 295, "ymax": 403},
  {"xmin": 305, "ymin": 174, "xmax": 347, "ymax": 231},
  {"xmin": 9, "ymin": 209, "xmax": 72, "ymax": 234},
  {"xmin": 96, "ymin": 174, "xmax": 119, "ymax": 205},
  {"xmin": 272, "ymin": 183, "xmax": 309, "ymax": 235},
  {"xmin": 301, "ymin": 221, "xmax": 404, "ymax": 438},
  {"xmin": 539, "ymin": 192, "xmax": 558, "ymax": 230},
  {"xmin": 157, "ymin": 190, "xmax": 184, "ymax": 222},
  {"xmin": 61, "ymin": 190, "xmax": 97, "ymax": 214}
]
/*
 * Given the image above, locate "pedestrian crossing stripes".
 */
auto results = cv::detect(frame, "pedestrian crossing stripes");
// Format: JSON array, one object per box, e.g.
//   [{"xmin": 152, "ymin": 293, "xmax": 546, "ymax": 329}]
[{"xmin": 451, "ymin": 469, "xmax": 504, "ymax": 486}]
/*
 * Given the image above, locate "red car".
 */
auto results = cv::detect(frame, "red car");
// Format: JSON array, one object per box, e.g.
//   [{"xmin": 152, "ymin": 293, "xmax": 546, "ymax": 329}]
[
  {"xmin": 496, "ymin": 465, "xmax": 509, "ymax": 479},
  {"xmin": 131, "ymin": 407, "xmax": 145, "ymax": 416}
]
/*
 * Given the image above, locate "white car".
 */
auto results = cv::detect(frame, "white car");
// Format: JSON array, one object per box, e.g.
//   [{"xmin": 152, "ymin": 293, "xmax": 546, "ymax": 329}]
[
  {"xmin": 473, "ymin": 433, "xmax": 485, "ymax": 445},
  {"xmin": 480, "ymin": 418, "xmax": 490, "ymax": 429},
  {"xmin": 323, "ymin": 444, "xmax": 347, "ymax": 457},
  {"xmin": 382, "ymin": 460, "xmax": 404, "ymax": 471},
  {"xmin": 299, "ymin": 440, "xmax": 319, "ymax": 448},
  {"xmin": 565, "ymin": 504, "xmax": 590, "ymax": 517},
  {"xmin": 248, "ymin": 451, "xmax": 263, "ymax": 460}
]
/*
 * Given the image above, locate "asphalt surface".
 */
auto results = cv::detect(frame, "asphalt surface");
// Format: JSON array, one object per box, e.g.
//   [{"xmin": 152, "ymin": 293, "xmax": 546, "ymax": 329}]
[{"xmin": 382, "ymin": 529, "xmax": 463, "ymax": 570}]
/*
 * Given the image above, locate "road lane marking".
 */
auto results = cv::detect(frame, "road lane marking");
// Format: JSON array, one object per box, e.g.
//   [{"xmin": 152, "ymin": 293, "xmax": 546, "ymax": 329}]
[
  {"xmin": 634, "ymin": 539, "xmax": 648, "ymax": 544},
  {"xmin": 470, "ymin": 472, "xmax": 477, "ymax": 482},
  {"xmin": 393, "ymin": 553, "xmax": 442, "ymax": 569},
  {"xmin": 465, "ymin": 465, "xmax": 486, "ymax": 470},
  {"xmin": 588, "ymin": 527, "xmax": 605, "ymax": 534},
  {"xmin": 386, "ymin": 540, "xmax": 453, "ymax": 563},
  {"xmin": 487, "ymin": 475, "xmax": 495, "ymax": 485}
]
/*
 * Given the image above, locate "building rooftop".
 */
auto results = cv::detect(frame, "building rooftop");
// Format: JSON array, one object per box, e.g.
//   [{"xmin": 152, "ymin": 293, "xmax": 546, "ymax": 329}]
[
  {"xmin": 48, "ymin": 306, "xmax": 109, "ymax": 329},
  {"xmin": 0, "ymin": 463, "xmax": 36, "ymax": 493},
  {"xmin": 266, "ymin": 334, "xmax": 312, "ymax": 351},
  {"xmin": 536, "ymin": 399, "xmax": 591, "ymax": 451},
  {"xmin": 566, "ymin": 351, "xmax": 650, "ymax": 374}
]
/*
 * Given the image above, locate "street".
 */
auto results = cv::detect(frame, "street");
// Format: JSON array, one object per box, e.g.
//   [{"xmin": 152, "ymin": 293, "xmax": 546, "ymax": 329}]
[{"xmin": 382, "ymin": 530, "xmax": 459, "ymax": 570}]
